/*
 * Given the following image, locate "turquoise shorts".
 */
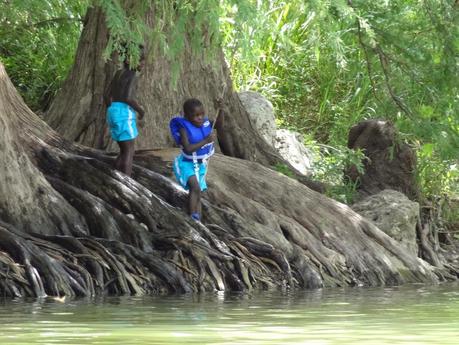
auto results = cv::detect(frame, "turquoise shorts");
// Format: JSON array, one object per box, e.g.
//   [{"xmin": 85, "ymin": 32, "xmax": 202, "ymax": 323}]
[
  {"xmin": 173, "ymin": 154, "xmax": 208, "ymax": 191},
  {"xmin": 107, "ymin": 102, "xmax": 138, "ymax": 142}
]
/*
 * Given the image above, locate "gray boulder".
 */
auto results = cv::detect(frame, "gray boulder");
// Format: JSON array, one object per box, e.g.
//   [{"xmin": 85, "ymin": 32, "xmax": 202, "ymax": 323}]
[
  {"xmin": 352, "ymin": 189, "xmax": 419, "ymax": 256},
  {"xmin": 238, "ymin": 91, "xmax": 276, "ymax": 146},
  {"xmin": 274, "ymin": 129, "xmax": 314, "ymax": 176},
  {"xmin": 239, "ymin": 91, "xmax": 314, "ymax": 175}
]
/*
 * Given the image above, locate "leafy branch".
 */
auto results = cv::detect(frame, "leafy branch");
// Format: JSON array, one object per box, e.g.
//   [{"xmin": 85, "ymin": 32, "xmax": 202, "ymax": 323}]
[{"xmin": 347, "ymin": 0, "xmax": 414, "ymax": 118}]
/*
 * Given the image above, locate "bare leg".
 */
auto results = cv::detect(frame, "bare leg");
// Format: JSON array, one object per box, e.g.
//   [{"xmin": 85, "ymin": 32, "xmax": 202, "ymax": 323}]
[
  {"xmin": 115, "ymin": 140, "xmax": 135, "ymax": 176},
  {"xmin": 114, "ymin": 153, "xmax": 121, "ymax": 172},
  {"xmin": 187, "ymin": 175, "xmax": 201, "ymax": 218}
]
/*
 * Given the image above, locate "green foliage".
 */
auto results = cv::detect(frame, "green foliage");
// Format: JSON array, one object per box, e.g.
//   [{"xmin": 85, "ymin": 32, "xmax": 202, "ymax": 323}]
[
  {"xmin": 308, "ymin": 141, "xmax": 366, "ymax": 204},
  {"xmin": 221, "ymin": 0, "xmax": 459, "ymax": 201},
  {"xmin": 417, "ymin": 143, "xmax": 459, "ymax": 200},
  {"xmin": 98, "ymin": 0, "xmax": 150, "ymax": 68},
  {"xmin": 2, "ymin": 0, "xmax": 457, "ymax": 203},
  {"xmin": 0, "ymin": 0, "xmax": 88, "ymax": 110},
  {"xmin": 99, "ymin": 0, "xmax": 225, "ymax": 81},
  {"xmin": 273, "ymin": 163, "xmax": 294, "ymax": 178},
  {"xmin": 0, "ymin": 0, "xmax": 228, "ymax": 109},
  {"xmin": 444, "ymin": 200, "xmax": 459, "ymax": 239}
]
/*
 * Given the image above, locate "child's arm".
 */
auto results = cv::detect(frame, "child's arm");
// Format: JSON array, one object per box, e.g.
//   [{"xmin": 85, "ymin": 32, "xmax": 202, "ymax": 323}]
[
  {"xmin": 212, "ymin": 97, "xmax": 225, "ymax": 131},
  {"xmin": 124, "ymin": 99, "xmax": 145, "ymax": 119},
  {"xmin": 179, "ymin": 128, "xmax": 215, "ymax": 154},
  {"xmin": 213, "ymin": 108, "xmax": 225, "ymax": 131}
]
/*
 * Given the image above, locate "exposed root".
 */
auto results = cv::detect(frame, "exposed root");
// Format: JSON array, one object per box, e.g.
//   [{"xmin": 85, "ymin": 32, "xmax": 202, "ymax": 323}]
[
  {"xmin": 1, "ymin": 61, "xmax": 453, "ymax": 298},
  {"xmin": 0, "ymin": 145, "xmax": 453, "ymax": 298}
]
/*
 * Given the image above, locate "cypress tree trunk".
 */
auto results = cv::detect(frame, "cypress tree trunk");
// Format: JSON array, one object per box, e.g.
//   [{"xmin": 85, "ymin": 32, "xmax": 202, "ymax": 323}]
[{"xmin": 45, "ymin": 7, "xmax": 281, "ymax": 167}]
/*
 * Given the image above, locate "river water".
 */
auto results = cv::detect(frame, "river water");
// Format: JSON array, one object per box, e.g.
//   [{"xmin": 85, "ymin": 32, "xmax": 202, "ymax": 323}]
[{"xmin": 1, "ymin": 283, "xmax": 458, "ymax": 345}]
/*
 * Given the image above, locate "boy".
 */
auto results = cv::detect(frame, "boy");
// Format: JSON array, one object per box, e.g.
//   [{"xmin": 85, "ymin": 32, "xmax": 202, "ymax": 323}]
[
  {"xmin": 104, "ymin": 46, "xmax": 145, "ymax": 177},
  {"xmin": 170, "ymin": 98, "xmax": 224, "ymax": 222}
]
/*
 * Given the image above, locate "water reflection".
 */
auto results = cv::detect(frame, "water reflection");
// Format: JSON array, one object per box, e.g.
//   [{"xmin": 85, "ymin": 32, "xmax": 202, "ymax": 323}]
[{"xmin": 0, "ymin": 283, "xmax": 458, "ymax": 344}]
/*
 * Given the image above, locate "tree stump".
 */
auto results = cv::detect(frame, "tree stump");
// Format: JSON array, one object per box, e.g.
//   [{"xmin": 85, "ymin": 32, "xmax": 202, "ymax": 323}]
[{"xmin": 346, "ymin": 119, "xmax": 420, "ymax": 201}]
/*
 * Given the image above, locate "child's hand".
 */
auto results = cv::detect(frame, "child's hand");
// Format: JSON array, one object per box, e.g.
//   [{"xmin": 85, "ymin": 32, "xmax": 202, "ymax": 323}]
[
  {"xmin": 214, "ymin": 97, "xmax": 226, "ymax": 110},
  {"xmin": 138, "ymin": 107, "xmax": 145, "ymax": 119},
  {"xmin": 206, "ymin": 132, "xmax": 217, "ymax": 143},
  {"xmin": 137, "ymin": 117, "xmax": 145, "ymax": 128}
]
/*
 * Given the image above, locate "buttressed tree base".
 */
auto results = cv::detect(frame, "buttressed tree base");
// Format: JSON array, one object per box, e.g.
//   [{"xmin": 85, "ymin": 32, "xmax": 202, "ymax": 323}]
[{"xmin": 0, "ymin": 62, "xmax": 451, "ymax": 298}]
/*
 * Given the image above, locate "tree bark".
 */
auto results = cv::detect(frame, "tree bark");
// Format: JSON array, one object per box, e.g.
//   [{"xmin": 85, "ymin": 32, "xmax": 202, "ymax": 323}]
[
  {"xmin": 345, "ymin": 119, "xmax": 420, "ymax": 201},
  {"xmin": 0, "ymin": 63, "xmax": 86, "ymax": 236},
  {"xmin": 45, "ymin": 7, "xmax": 284, "ymax": 167},
  {"xmin": 2, "ymin": 62, "xmax": 453, "ymax": 298}
]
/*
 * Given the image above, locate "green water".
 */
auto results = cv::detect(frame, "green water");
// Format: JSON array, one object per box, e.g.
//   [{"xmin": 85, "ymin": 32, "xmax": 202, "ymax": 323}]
[{"xmin": 1, "ymin": 283, "xmax": 458, "ymax": 345}]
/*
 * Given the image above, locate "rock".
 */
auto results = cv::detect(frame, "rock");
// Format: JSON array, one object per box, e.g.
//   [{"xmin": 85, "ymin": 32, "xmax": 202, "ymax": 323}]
[
  {"xmin": 238, "ymin": 91, "xmax": 276, "ymax": 145},
  {"xmin": 274, "ymin": 129, "xmax": 314, "ymax": 176},
  {"xmin": 352, "ymin": 189, "xmax": 419, "ymax": 256},
  {"xmin": 239, "ymin": 91, "xmax": 314, "ymax": 175}
]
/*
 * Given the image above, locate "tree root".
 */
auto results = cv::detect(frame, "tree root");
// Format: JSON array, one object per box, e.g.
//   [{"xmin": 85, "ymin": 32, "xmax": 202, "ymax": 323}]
[
  {"xmin": 0, "ymin": 145, "xmax": 453, "ymax": 298},
  {"xmin": 1, "ymin": 61, "xmax": 452, "ymax": 298}
]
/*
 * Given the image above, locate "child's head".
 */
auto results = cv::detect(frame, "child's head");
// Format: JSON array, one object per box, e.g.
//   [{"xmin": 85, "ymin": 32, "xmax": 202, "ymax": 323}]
[{"xmin": 183, "ymin": 98, "xmax": 205, "ymax": 127}]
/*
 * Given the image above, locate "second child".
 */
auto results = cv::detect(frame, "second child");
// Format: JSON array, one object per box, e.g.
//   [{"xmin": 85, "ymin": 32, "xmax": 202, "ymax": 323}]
[{"xmin": 104, "ymin": 46, "xmax": 146, "ymax": 176}]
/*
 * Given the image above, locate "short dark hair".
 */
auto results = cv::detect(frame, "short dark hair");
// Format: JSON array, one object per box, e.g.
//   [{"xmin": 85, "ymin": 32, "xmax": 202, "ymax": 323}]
[{"xmin": 183, "ymin": 98, "xmax": 203, "ymax": 117}]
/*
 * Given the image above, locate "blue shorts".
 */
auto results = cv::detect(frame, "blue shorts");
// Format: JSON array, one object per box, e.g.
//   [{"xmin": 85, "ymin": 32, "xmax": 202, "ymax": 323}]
[
  {"xmin": 173, "ymin": 155, "xmax": 208, "ymax": 191},
  {"xmin": 107, "ymin": 102, "xmax": 138, "ymax": 142}
]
